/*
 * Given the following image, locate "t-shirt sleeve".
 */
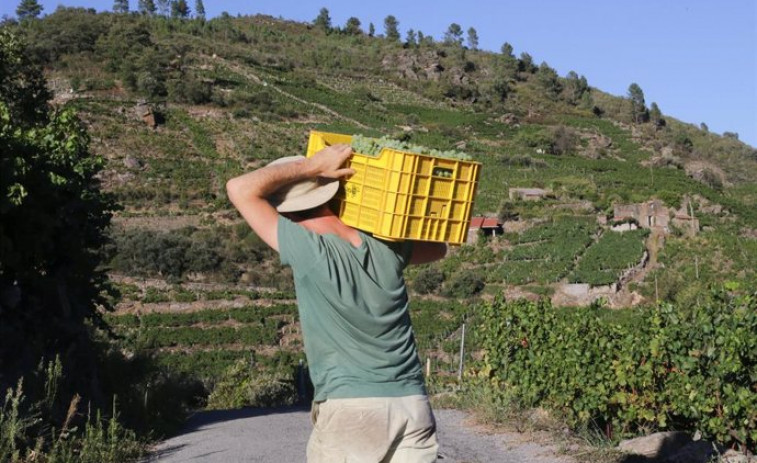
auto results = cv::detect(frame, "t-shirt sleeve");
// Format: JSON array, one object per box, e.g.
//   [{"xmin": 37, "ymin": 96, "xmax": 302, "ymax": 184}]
[
  {"xmin": 392, "ymin": 240, "xmax": 414, "ymax": 270},
  {"xmin": 401, "ymin": 240, "xmax": 414, "ymax": 268},
  {"xmin": 277, "ymin": 215, "xmax": 326, "ymax": 271}
]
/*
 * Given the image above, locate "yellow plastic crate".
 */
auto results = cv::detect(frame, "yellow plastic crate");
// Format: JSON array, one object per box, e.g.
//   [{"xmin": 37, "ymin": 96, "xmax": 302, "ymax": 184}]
[{"xmin": 306, "ymin": 131, "xmax": 481, "ymax": 245}]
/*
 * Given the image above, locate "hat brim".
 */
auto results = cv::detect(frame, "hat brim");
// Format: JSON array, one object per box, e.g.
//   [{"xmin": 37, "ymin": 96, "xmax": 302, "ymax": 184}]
[{"xmin": 266, "ymin": 156, "xmax": 340, "ymax": 213}]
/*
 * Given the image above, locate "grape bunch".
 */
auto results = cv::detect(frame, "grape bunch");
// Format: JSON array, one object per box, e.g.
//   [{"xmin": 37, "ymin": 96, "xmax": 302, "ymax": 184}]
[{"xmin": 350, "ymin": 134, "xmax": 472, "ymax": 161}]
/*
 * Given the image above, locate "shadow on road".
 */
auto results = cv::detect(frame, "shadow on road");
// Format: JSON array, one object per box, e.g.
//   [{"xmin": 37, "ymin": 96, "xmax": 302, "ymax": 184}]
[
  {"xmin": 148, "ymin": 443, "xmax": 187, "ymax": 461},
  {"xmin": 176, "ymin": 404, "xmax": 311, "ymax": 436}
]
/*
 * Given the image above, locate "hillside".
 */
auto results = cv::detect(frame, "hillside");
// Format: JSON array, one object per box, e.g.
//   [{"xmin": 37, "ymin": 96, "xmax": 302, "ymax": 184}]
[{"xmin": 11, "ymin": 8, "xmax": 755, "ymax": 307}]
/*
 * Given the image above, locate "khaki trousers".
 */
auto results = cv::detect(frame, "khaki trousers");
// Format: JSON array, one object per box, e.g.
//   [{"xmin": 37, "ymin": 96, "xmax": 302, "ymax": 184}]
[{"xmin": 306, "ymin": 395, "xmax": 438, "ymax": 463}]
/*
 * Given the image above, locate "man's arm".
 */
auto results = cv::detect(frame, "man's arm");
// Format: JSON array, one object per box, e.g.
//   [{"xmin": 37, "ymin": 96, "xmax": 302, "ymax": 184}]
[
  {"xmin": 409, "ymin": 242, "xmax": 448, "ymax": 265},
  {"xmin": 226, "ymin": 144, "xmax": 354, "ymax": 252}
]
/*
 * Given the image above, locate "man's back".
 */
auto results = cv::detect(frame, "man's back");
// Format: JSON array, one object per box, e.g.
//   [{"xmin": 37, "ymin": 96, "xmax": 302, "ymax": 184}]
[{"xmin": 277, "ymin": 215, "xmax": 426, "ymax": 402}]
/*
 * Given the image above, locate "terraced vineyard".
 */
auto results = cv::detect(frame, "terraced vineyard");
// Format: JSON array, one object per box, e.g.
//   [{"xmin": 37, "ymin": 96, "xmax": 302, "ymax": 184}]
[
  {"xmin": 490, "ymin": 216, "xmax": 598, "ymax": 285},
  {"xmin": 106, "ymin": 283, "xmax": 477, "ymax": 392}
]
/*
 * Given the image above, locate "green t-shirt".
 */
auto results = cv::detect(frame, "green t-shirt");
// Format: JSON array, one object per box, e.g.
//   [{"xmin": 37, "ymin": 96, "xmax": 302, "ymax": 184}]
[{"xmin": 277, "ymin": 216, "xmax": 426, "ymax": 401}]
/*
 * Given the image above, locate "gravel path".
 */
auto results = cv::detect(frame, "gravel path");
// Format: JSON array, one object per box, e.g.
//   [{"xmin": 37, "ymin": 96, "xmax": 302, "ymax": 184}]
[{"xmin": 147, "ymin": 406, "xmax": 575, "ymax": 463}]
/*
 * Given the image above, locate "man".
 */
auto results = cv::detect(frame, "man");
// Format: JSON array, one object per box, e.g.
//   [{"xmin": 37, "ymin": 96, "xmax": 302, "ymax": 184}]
[{"xmin": 226, "ymin": 143, "xmax": 446, "ymax": 462}]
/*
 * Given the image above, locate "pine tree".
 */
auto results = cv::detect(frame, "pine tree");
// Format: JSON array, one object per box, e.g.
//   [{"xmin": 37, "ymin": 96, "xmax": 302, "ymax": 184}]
[
  {"xmin": 444, "ymin": 23, "xmax": 463, "ymax": 46},
  {"xmin": 195, "ymin": 0, "xmax": 205, "ymax": 19},
  {"xmin": 628, "ymin": 83, "xmax": 649, "ymax": 123},
  {"xmin": 138, "ymin": 0, "xmax": 156, "ymax": 15},
  {"xmin": 466, "ymin": 27, "xmax": 479, "ymax": 50},
  {"xmin": 565, "ymin": 71, "xmax": 589, "ymax": 105},
  {"xmin": 649, "ymin": 102, "xmax": 665, "ymax": 127},
  {"xmin": 314, "ymin": 7, "xmax": 331, "ymax": 31},
  {"xmin": 171, "ymin": 0, "xmax": 190, "ymax": 18},
  {"xmin": 113, "ymin": 0, "xmax": 129, "ymax": 14},
  {"xmin": 345, "ymin": 17, "xmax": 361, "ymax": 35},
  {"xmin": 16, "ymin": 0, "xmax": 43, "ymax": 20},
  {"xmin": 537, "ymin": 62, "xmax": 562, "ymax": 101},
  {"xmin": 406, "ymin": 29, "xmax": 417, "ymax": 46},
  {"xmin": 368, "ymin": 22, "xmax": 375, "ymax": 37},
  {"xmin": 519, "ymin": 52, "xmax": 535, "ymax": 73},
  {"xmin": 500, "ymin": 42, "xmax": 514, "ymax": 58},
  {"xmin": 384, "ymin": 15, "xmax": 400, "ymax": 41}
]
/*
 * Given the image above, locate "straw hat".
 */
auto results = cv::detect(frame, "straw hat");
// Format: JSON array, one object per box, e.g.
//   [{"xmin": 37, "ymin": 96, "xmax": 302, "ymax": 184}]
[{"xmin": 266, "ymin": 156, "xmax": 340, "ymax": 212}]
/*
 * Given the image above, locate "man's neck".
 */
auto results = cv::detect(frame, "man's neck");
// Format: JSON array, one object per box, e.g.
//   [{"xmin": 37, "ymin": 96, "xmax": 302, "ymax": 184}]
[{"xmin": 293, "ymin": 210, "xmax": 362, "ymax": 247}]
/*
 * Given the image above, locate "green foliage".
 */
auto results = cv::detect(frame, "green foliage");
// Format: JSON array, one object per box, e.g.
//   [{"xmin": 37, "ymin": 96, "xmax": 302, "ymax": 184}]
[
  {"xmin": 412, "ymin": 267, "xmax": 445, "ymax": 294},
  {"xmin": 537, "ymin": 62, "xmax": 562, "ymax": 101},
  {"xmin": 135, "ymin": 324, "xmax": 281, "ymax": 349},
  {"xmin": 0, "ymin": 29, "xmax": 50, "ymax": 124},
  {"xmin": 108, "ymin": 224, "xmax": 279, "ymax": 284},
  {"xmin": 627, "ymin": 82, "xmax": 649, "ymax": 123},
  {"xmin": 20, "ymin": 7, "xmax": 108, "ymax": 64},
  {"xmin": 383, "ymin": 15, "xmax": 400, "ymax": 42},
  {"xmin": 105, "ymin": 304, "xmax": 296, "ymax": 329},
  {"xmin": 15, "ymin": 0, "xmax": 43, "ymax": 20},
  {"xmin": 443, "ymin": 269, "xmax": 485, "ymax": 298},
  {"xmin": 477, "ymin": 293, "xmax": 757, "ymax": 450},
  {"xmin": 564, "ymin": 71, "xmax": 589, "ymax": 105},
  {"xmin": 466, "ymin": 27, "xmax": 479, "ymax": 50},
  {"xmin": 171, "ymin": 0, "xmax": 190, "ymax": 19},
  {"xmin": 313, "ymin": 7, "xmax": 331, "ymax": 31},
  {"xmin": 344, "ymin": 17, "xmax": 361, "ymax": 35},
  {"xmin": 444, "ymin": 23, "xmax": 463, "ymax": 46},
  {"xmin": 0, "ymin": 358, "xmax": 144, "ymax": 462},
  {"xmin": 1, "ymin": 30, "xmax": 114, "ymax": 391},
  {"xmin": 206, "ymin": 359, "xmax": 299, "ymax": 410}
]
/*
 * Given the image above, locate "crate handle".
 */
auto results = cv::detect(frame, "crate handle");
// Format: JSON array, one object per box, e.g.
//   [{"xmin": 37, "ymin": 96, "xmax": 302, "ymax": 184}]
[{"xmin": 432, "ymin": 167, "xmax": 454, "ymax": 178}]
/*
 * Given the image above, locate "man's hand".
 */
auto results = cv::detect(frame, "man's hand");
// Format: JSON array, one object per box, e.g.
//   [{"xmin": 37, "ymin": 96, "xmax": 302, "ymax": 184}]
[
  {"xmin": 226, "ymin": 145, "xmax": 355, "ymax": 252},
  {"xmin": 309, "ymin": 144, "xmax": 355, "ymax": 179}
]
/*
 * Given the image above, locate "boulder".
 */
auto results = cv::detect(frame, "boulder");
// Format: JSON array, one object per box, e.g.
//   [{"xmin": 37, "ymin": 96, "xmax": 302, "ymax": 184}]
[
  {"xmin": 618, "ymin": 431, "xmax": 692, "ymax": 459},
  {"xmin": 123, "ymin": 156, "xmax": 143, "ymax": 169}
]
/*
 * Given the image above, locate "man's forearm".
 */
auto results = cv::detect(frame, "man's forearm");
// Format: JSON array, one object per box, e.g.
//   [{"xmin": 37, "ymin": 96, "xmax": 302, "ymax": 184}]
[{"xmin": 226, "ymin": 158, "xmax": 318, "ymax": 202}]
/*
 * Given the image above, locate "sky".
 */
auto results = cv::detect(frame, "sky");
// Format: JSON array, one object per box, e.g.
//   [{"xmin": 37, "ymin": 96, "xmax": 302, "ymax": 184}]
[{"xmin": 4, "ymin": 0, "xmax": 756, "ymax": 148}]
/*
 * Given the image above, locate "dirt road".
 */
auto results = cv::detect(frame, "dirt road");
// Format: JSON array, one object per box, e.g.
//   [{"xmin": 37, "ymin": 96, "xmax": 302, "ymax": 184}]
[{"xmin": 147, "ymin": 406, "xmax": 575, "ymax": 463}]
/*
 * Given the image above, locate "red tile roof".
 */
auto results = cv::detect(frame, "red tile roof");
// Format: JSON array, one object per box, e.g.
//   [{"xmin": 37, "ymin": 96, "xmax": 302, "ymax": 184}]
[{"xmin": 470, "ymin": 217, "xmax": 501, "ymax": 228}]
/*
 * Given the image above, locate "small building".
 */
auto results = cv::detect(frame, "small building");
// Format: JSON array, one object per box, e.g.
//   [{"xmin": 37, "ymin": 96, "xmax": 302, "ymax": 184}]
[
  {"xmin": 509, "ymin": 188, "xmax": 551, "ymax": 201},
  {"xmin": 613, "ymin": 200, "xmax": 670, "ymax": 230},
  {"xmin": 467, "ymin": 216, "xmax": 503, "ymax": 243}
]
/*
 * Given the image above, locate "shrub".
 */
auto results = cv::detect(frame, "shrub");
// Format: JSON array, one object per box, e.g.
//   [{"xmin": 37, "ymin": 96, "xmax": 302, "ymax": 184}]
[
  {"xmin": 206, "ymin": 359, "xmax": 299, "ymax": 410},
  {"xmin": 0, "ymin": 358, "xmax": 145, "ymax": 463},
  {"xmin": 443, "ymin": 269, "xmax": 485, "ymax": 298},
  {"xmin": 413, "ymin": 267, "xmax": 444, "ymax": 294}
]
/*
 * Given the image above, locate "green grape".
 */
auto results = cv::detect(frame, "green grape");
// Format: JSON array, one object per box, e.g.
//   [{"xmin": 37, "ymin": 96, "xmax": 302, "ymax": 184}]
[{"xmin": 349, "ymin": 134, "xmax": 472, "ymax": 161}]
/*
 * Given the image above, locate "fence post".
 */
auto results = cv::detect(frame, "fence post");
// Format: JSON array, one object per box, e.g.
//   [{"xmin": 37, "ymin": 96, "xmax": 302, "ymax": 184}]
[{"xmin": 457, "ymin": 322, "xmax": 466, "ymax": 381}]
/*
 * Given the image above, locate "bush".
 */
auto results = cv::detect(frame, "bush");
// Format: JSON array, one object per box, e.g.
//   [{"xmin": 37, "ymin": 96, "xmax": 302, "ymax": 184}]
[
  {"xmin": 206, "ymin": 359, "xmax": 299, "ymax": 410},
  {"xmin": 412, "ymin": 267, "xmax": 444, "ymax": 294},
  {"xmin": 443, "ymin": 269, "xmax": 485, "ymax": 298},
  {"xmin": 0, "ymin": 358, "xmax": 145, "ymax": 463}
]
